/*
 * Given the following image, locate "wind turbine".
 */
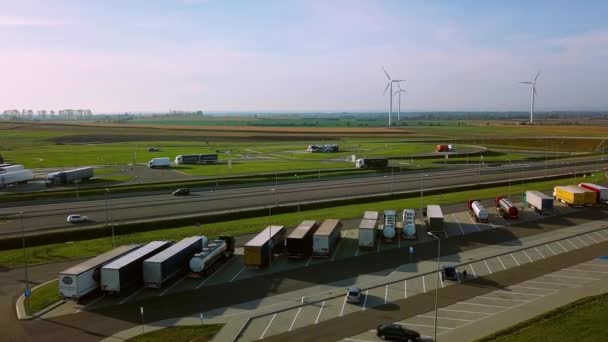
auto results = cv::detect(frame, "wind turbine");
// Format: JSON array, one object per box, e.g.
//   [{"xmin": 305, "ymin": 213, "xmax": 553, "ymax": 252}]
[
  {"xmin": 393, "ymin": 83, "xmax": 407, "ymax": 121},
  {"xmin": 383, "ymin": 67, "xmax": 405, "ymax": 126},
  {"xmin": 520, "ymin": 70, "xmax": 540, "ymax": 124}
]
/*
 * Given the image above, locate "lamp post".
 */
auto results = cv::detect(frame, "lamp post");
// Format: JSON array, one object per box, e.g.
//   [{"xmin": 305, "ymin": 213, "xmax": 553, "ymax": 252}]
[
  {"xmin": 20, "ymin": 212, "xmax": 30, "ymax": 314},
  {"xmin": 426, "ymin": 231, "xmax": 441, "ymax": 342},
  {"xmin": 271, "ymin": 188, "xmax": 278, "ymax": 207},
  {"xmin": 419, "ymin": 173, "xmax": 429, "ymax": 221},
  {"xmin": 105, "ymin": 188, "xmax": 115, "ymax": 247}
]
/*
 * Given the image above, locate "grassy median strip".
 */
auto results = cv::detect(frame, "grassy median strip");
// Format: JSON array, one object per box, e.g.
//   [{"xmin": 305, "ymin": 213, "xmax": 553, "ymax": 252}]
[
  {"xmin": 0, "ymin": 173, "xmax": 604, "ymax": 269},
  {"xmin": 127, "ymin": 324, "xmax": 223, "ymax": 342},
  {"xmin": 25, "ymin": 280, "xmax": 60, "ymax": 315},
  {"xmin": 475, "ymin": 293, "xmax": 608, "ymax": 342}
]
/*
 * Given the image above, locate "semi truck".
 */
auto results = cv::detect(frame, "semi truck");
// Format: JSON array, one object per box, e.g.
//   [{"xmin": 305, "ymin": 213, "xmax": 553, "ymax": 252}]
[
  {"xmin": 244, "ymin": 226, "xmax": 286, "ymax": 268},
  {"xmin": 47, "ymin": 167, "xmax": 94, "ymax": 185},
  {"xmin": 355, "ymin": 158, "xmax": 389, "ymax": 169},
  {"xmin": 495, "ymin": 197, "xmax": 519, "ymax": 219},
  {"xmin": 468, "ymin": 200, "xmax": 489, "ymax": 223},
  {"xmin": 143, "ymin": 236, "xmax": 207, "ymax": 288},
  {"xmin": 525, "ymin": 191, "xmax": 554, "ymax": 214},
  {"xmin": 101, "ymin": 241, "xmax": 172, "ymax": 294},
  {"xmin": 307, "ymin": 144, "xmax": 339, "ymax": 153},
  {"xmin": 553, "ymin": 186, "xmax": 587, "ymax": 207},
  {"xmin": 0, "ymin": 170, "xmax": 34, "ymax": 187},
  {"xmin": 148, "ymin": 157, "xmax": 171, "ymax": 168},
  {"xmin": 189, "ymin": 236, "xmax": 235, "ymax": 277},
  {"xmin": 579, "ymin": 183, "xmax": 608, "ymax": 204},
  {"xmin": 568, "ymin": 185, "xmax": 596, "ymax": 206},
  {"xmin": 0, "ymin": 164, "xmax": 24, "ymax": 173},
  {"xmin": 363, "ymin": 210, "xmax": 379, "ymax": 220},
  {"xmin": 425, "ymin": 205, "xmax": 445, "ymax": 234},
  {"xmin": 402, "ymin": 209, "xmax": 417, "ymax": 239},
  {"xmin": 285, "ymin": 221, "xmax": 320, "ymax": 259},
  {"xmin": 59, "ymin": 245, "xmax": 140, "ymax": 300},
  {"xmin": 174, "ymin": 154, "xmax": 219, "ymax": 165},
  {"xmin": 312, "ymin": 219, "xmax": 342, "ymax": 257},
  {"xmin": 382, "ymin": 210, "xmax": 397, "ymax": 240},
  {"xmin": 358, "ymin": 218, "xmax": 377, "ymax": 249}
]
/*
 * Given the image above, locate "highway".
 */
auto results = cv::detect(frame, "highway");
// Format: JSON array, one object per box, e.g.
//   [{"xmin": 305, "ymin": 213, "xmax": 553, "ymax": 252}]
[{"xmin": 0, "ymin": 158, "xmax": 606, "ymax": 235}]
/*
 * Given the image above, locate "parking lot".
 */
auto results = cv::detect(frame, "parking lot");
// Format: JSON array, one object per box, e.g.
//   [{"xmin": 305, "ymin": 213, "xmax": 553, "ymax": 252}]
[{"xmin": 235, "ymin": 226, "xmax": 608, "ymax": 341}]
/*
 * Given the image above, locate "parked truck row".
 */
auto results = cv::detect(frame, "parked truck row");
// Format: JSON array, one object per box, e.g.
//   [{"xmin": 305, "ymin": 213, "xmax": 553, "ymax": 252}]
[
  {"xmin": 148, "ymin": 154, "xmax": 219, "ymax": 168},
  {"xmin": 0, "ymin": 164, "xmax": 34, "ymax": 188},
  {"xmin": 553, "ymin": 183, "xmax": 607, "ymax": 207},
  {"xmin": 358, "ymin": 209, "xmax": 418, "ymax": 249}
]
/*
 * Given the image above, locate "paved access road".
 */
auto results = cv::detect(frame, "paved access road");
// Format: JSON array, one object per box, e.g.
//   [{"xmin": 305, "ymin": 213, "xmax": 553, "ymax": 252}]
[{"xmin": 0, "ymin": 159, "xmax": 605, "ymax": 235}]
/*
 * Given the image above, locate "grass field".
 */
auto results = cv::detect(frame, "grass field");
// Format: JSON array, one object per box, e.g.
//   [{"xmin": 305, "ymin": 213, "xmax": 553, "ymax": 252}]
[
  {"xmin": 1, "ymin": 172, "xmax": 603, "ymax": 269},
  {"xmin": 476, "ymin": 293, "xmax": 608, "ymax": 342},
  {"xmin": 25, "ymin": 280, "xmax": 59, "ymax": 315},
  {"xmin": 128, "ymin": 324, "xmax": 223, "ymax": 342}
]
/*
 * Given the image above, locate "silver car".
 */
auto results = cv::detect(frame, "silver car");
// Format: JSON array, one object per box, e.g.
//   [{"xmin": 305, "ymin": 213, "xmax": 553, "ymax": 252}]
[
  {"xmin": 346, "ymin": 286, "xmax": 362, "ymax": 303},
  {"xmin": 67, "ymin": 214, "xmax": 88, "ymax": 223}
]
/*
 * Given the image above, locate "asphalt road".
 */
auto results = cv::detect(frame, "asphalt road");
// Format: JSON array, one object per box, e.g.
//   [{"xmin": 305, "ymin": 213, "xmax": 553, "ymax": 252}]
[{"xmin": 0, "ymin": 159, "xmax": 605, "ymax": 236}]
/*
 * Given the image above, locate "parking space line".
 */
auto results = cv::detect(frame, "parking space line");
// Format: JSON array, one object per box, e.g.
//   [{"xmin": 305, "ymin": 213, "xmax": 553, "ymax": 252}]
[
  {"xmin": 469, "ymin": 264, "xmax": 478, "ymax": 278},
  {"xmin": 260, "ymin": 313, "xmax": 277, "ymax": 339},
  {"xmin": 545, "ymin": 244, "xmax": 558, "ymax": 255},
  {"xmin": 440, "ymin": 308, "xmax": 491, "ymax": 315},
  {"xmin": 385, "ymin": 285, "xmax": 389, "ymax": 304},
  {"xmin": 288, "ymin": 308, "xmax": 302, "ymax": 332},
  {"xmin": 460, "ymin": 302, "xmax": 509, "ymax": 308},
  {"xmin": 404, "ymin": 280, "xmax": 407, "ymax": 298},
  {"xmin": 586, "ymin": 234, "xmax": 600, "ymax": 243},
  {"xmin": 575, "ymin": 236, "xmax": 590, "ymax": 247},
  {"xmin": 332, "ymin": 239, "xmax": 345, "ymax": 262},
  {"xmin": 418, "ymin": 315, "xmax": 473, "ymax": 322},
  {"xmin": 534, "ymin": 247, "xmax": 545, "ymax": 259},
  {"xmin": 79, "ymin": 294, "xmax": 106, "ymax": 312},
  {"xmin": 494, "ymin": 290, "xmax": 543, "ymax": 297},
  {"xmin": 439, "ymin": 271, "xmax": 445, "ymax": 288},
  {"xmin": 565, "ymin": 269, "xmax": 608, "ymax": 274},
  {"xmin": 230, "ymin": 267, "xmax": 246, "ymax": 282},
  {"xmin": 314, "ymin": 301, "xmax": 325, "ymax": 324},
  {"xmin": 339, "ymin": 296, "xmax": 347, "ymax": 317},
  {"xmin": 510, "ymin": 285, "xmax": 556, "ymax": 292},
  {"xmin": 525, "ymin": 280, "xmax": 582, "ymax": 287},
  {"xmin": 543, "ymin": 274, "xmax": 599, "ymax": 281},
  {"xmin": 404, "ymin": 323, "xmax": 454, "ymax": 330},
  {"xmin": 197, "ymin": 260, "xmax": 232, "ymax": 288},
  {"xmin": 556, "ymin": 241, "xmax": 569, "ymax": 253},
  {"xmin": 522, "ymin": 250, "xmax": 534, "ymax": 263},
  {"xmin": 305, "ymin": 256, "xmax": 313, "ymax": 267},
  {"xmin": 120, "ymin": 287, "xmax": 145, "ymax": 304},
  {"xmin": 422, "ymin": 275, "xmax": 427, "ymax": 292},
  {"xmin": 497, "ymin": 257, "xmax": 507, "ymax": 271},
  {"xmin": 160, "ymin": 276, "xmax": 186, "ymax": 296},
  {"xmin": 355, "ymin": 248, "xmax": 359, "ymax": 257},
  {"xmin": 477, "ymin": 296, "xmax": 528, "ymax": 303},
  {"xmin": 593, "ymin": 231, "xmax": 607, "ymax": 241},
  {"xmin": 454, "ymin": 220, "xmax": 465, "ymax": 236},
  {"xmin": 467, "ymin": 214, "xmax": 482, "ymax": 232},
  {"xmin": 377, "ymin": 238, "xmax": 381, "ymax": 254},
  {"xmin": 344, "ymin": 338, "xmax": 375, "ymax": 342},
  {"xmin": 362, "ymin": 290, "xmax": 369, "ymax": 310},
  {"xmin": 509, "ymin": 253, "xmax": 520, "ymax": 267},
  {"xmin": 456, "ymin": 269, "xmax": 461, "ymax": 283},
  {"xmin": 565, "ymin": 239, "xmax": 578, "ymax": 250},
  {"xmin": 484, "ymin": 260, "xmax": 493, "ymax": 274}
]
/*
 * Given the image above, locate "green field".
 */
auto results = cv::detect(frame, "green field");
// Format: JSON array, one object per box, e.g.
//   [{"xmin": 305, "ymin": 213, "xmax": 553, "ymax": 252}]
[
  {"xmin": 477, "ymin": 293, "xmax": 608, "ymax": 342},
  {"xmin": 26, "ymin": 280, "xmax": 60, "ymax": 315},
  {"xmin": 128, "ymin": 324, "xmax": 222, "ymax": 342},
  {"xmin": 2, "ymin": 172, "xmax": 603, "ymax": 269}
]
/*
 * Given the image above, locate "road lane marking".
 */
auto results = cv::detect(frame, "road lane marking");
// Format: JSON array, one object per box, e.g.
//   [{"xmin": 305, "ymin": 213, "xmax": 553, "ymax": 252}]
[
  {"xmin": 160, "ymin": 276, "xmax": 186, "ymax": 296},
  {"xmin": 469, "ymin": 264, "xmax": 478, "ymax": 278},
  {"xmin": 545, "ymin": 244, "xmax": 558, "ymax": 256},
  {"xmin": 120, "ymin": 287, "xmax": 145, "ymax": 304},
  {"xmin": 314, "ymin": 301, "xmax": 325, "ymax": 324},
  {"xmin": 556, "ymin": 241, "xmax": 569, "ymax": 253},
  {"xmin": 230, "ymin": 268, "xmax": 246, "ymax": 282},
  {"xmin": 534, "ymin": 247, "xmax": 545, "ymax": 259},
  {"xmin": 362, "ymin": 290, "xmax": 369, "ymax": 310},
  {"xmin": 288, "ymin": 308, "xmax": 302, "ymax": 332},
  {"xmin": 510, "ymin": 253, "xmax": 520, "ymax": 267},
  {"xmin": 525, "ymin": 280, "xmax": 582, "ymax": 287},
  {"xmin": 331, "ymin": 238, "xmax": 344, "ymax": 262},
  {"xmin": 576, "ymin": 236, "xmax": 589, "ymax": 247},
  {"xmin": 339, "ymin": 296, "xmax": 348, "ymax": 317},
  {"xmin": 484, "ymin": 260, "xmax": 493, "ymax": 274},
  {"xmin": 422, "ymin": 276, "xmax": 427, "ymax": 292},
  {"xmin": 260, "ymin": 313, "xmax": 277, "ymax": 339},
  {"xmin": 543, "ymin": 274, "xmax": 599, "ymax": 281},
  {"xmin": 497, "ymin": 257, "xmax": 507, "ymax": 270}
]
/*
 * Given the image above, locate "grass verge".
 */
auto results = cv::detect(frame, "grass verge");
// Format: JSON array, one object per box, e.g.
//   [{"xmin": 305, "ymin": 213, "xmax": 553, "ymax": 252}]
[
  {"xmin": 1, "ymin": 172, "xmax": 604, "ymax": 269},
  {"xmin": 127, "ymin": 324, "xmax": 223, "ymax": 342},
  {"xmin": 475, "ymin": 293, "xmax": 608, "ymax": 342},
  {"xmin": 25, "ymin": 280, "xmax": 60, "ymax": 315}
]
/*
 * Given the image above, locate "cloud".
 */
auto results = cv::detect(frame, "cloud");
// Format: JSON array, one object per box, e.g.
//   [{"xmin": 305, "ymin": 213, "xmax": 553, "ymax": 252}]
[
  {"xmin": 548, "ymin": 29, "xmax": 608, "ymax": 64},
  {"xmin": 0, "ymin": 15, "xmax": 60, "ymax": 28}
]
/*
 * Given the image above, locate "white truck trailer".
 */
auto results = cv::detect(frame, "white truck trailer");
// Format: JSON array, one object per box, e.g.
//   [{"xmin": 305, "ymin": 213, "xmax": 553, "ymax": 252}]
[
  {"xmin": 143, "ymin": 236, "xmax": 207, "ymax": 288},
  {"xmin": 0, "ymin": 164, "xmax": 24, "ymax": 173},
  {"xmin": 0, "ymin": 170, "xmax": 34, "ymax": 187},
  {"xmin": 148, "ymin": 157, "xmax": 171, "ymax": 168},
  {"xmin": 358, "ymin": 218, "xmax": 377, "ymax": 249}
]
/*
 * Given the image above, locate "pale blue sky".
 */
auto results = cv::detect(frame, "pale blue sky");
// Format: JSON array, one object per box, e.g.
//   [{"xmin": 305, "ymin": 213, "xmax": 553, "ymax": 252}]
[{"xmin": 1, "ymin": 0, "xmax": 607, "ymax": 112}]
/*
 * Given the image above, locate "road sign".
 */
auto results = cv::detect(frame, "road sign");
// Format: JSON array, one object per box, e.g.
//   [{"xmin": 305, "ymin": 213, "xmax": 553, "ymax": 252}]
[
  {"xmin": 24, "ymin": 289, "xmax": 32, "ymax": 298},
  {"xmin": 409, "ymin": 246, "xmax": 414, "ymax": 254}
]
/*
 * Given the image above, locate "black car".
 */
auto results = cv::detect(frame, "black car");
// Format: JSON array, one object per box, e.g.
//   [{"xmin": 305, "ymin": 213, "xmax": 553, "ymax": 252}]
[
  {"xmin": 172, "ymin": 188, "xmax": 190, "ymax": 196},
  {"xmin": 376, "ymin": 323, "xmax": 421, "ymax": 341}
]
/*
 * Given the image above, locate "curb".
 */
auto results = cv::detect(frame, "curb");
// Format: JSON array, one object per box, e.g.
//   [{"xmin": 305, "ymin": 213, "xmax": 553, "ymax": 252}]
[{"xmin": 15, "ymin": 279, "xmax": 62, "ymax": 320}]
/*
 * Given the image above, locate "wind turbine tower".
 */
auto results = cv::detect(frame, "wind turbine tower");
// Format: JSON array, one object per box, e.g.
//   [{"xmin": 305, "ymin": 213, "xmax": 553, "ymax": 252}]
[
  {"xmin": 393, "ymin": 83, "xmax": 407, "ymax": 121},
  {"xmin": 520, "ymin": 71, "xmax": 540, "ymax": 124},
  {"xmin": 383, "ymin": 67, "xmax": 405, "ymax": 126}
]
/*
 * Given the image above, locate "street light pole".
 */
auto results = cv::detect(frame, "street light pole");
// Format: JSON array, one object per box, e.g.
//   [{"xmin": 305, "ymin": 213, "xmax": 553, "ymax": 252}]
[
  {"xmin": 105, "ymin": 189, "xmax": 115, "ymax": 248},
  {"xmin": 426, "ymin": 232, "xmax": 441, "ymax": 342},
  {"xmin": 20, "ymin": 212, "xmax": 30, "ymax": 314},
  {"xmin": 419, "ymin": 173, "xmax": 424, "ymax": 221}
]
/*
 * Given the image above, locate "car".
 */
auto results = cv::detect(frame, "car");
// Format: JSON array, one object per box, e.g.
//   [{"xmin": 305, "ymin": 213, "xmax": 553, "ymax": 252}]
[
  {"xmin": 172, "ymin": 188, "xmax": 190, "ymax": 196},
  {"xmin": 442, "ymin": 265, "xmax": 458, "ymax": 281},
  {"xmin": 346, "ymin": 286, "xmax": 362, "ymax": 303},
  {"xmin": 376, "ymin": 323, "xmax": 421, "ymax": 341},
  {"xmin": 67, "ymin": 214, "xmax": 88, "ymax": 223},
  {"xmin": 147, "ymin": 147, "xmax": 160, "ymax": 152}
]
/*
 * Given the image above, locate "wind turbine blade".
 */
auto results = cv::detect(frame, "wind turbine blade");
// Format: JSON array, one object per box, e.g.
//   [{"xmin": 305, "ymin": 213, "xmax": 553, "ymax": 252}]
[
  {"xmin": 534, "ymin": 86, "xmax": 539, "ymax": 96},
  {"xmin": 534, "ymin": 70, "xmax": 541, "ymax": 82},
  {"xmin": 382, "ymin": 67, "xmax": 391, "ymax": 81},
  {"xmin": 393, "ymin": 90, "xmax": 399, "ymax": 96},
  {"xmin": 520, "ymin": 81, "xmax": 532, "ymax": 84},
  {"xmin": 383, "ymin": 82, "xmax": 391, "ymax": 95}
]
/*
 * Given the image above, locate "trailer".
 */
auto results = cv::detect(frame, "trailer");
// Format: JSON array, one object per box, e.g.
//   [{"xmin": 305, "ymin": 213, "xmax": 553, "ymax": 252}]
[
  {"xmin": 355, "ymin": 158, "xmax": 389, "ymax": 169},
  {"xmin": 525, "ymin": 191, "xmax": 553, "ymax": 214},
  {"xmin": 148, "ymin": 157, "xmax": 171, "ymax": 168},
  {"xmin": 174, "ymin": 154, "xmax": 218, "ymax": 165},
  {"xmin": 402, "ymin": 209, "xmax": 417, "ymax": 239},
  {"xmin": 59, "ymin": 245, "xmax": 140, "ymax": 300},
  {"xmin": 47, "ymin": 167, "xmax": 94, "ymax": 185},
  {"xmin": 285, "ymin": 221, "xmax": 320, "ymax": 259},
  {"xmin": 101, "ymin": 241, "xmax": 172, "ymax": 294},
  {"xmin": 143, "ymin": 236, "xmax": 207, "ymax": 288},
  {"xmin": 579, "ymin": 183, "xmax": 608, "ymax": 204},
  {"xmin": 425, "ymin": 205, "xmax": 444, "ymax": 234},
  {"xmin": 495, "ymin": 197, "xmax": 519, "ymax": 219},
  {"xmin": 0, "ymin": 170, "xmax": 34, "ymax": 187},
  {"xmin": 554, "ymin": 186, "xmax": 586, "ymax": 207},
  {"xmin": 0, "ymin": 164, "xmax": 24, "ymax": 173},
  {"xmin": 313, "ymin": 219, "xmax": 342, "ymax": 257},
  {"xmin": 467, "ymin": 200, "xmax": 489, "ymax": 223},
  {"xmin": 568, "ymin": 185, "xmax": 597, "ymax": 206},
  {"xmin": 382, "ymin": 210, "xmax": 397, "ymax": 240},
  {"xmin": 189, "ymin": 236, "xmax": 235, "ymax": 277},
  {"xmin": 358, "ymin": 219, "xmax": 377, "ymax": 249},
  {"xmin": 363, "ymin": 210, "xmax": 379, "ymax": 220},
  {"xmin": 307, "ymin": 144, "xmax": 339, "ymax": 153},
  {"xmin": 244, "ymin": 226, "xmax": 286, "ymax": 268}
]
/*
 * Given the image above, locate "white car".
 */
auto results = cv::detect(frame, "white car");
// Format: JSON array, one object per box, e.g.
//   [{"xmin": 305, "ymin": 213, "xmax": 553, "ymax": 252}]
[
  {"xmin": 346, "ymin": 286, "xmax": 362, "ymax": 304},
  {"xmin": 67, "ymin": 214, "xmax": 88, "ymax": 223}
]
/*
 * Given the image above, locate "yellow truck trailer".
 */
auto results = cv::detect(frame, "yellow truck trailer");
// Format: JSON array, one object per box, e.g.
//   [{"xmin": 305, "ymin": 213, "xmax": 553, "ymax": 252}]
[
  {"xmin": 554, "ymin": 186, "xmax": 586, "ymax": 207},
  {"xmin": 568, "ymin": 185, "xmax": 596, "ymax": 206}
]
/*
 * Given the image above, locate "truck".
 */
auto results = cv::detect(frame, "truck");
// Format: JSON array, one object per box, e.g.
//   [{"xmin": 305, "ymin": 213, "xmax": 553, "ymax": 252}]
[
  {"xmin": 435, "ymin": 144, "xmax": 454, "ymax": 152},
  {"xmin": 425, "ymin": 205, "xmax": 444, "ymax": 234},
  {"xmin": 307, "ymin": 144, "xmax": 339, "ymax": 153},
  {"xmin": 495, "ymin": 197, "xmax": 519, "ymax": 219},
  {"xmin": 313, "ymin": 219, "xmax": 342, "ymax": 257},
  {"xmin": 0, "ymin": 164, "xmax": 24, "ymax": 173},
  {"xmin": 579, "ymin": 183, "xmax": 608, "ymax": 204},
  {"xmin": 553, "ymin": 186, "xmax": 586, "ymax": 207},
  {"xmin": 244, "ymin": 226, "xmax": 286, "ymax": 268},
  {"xmin": 525, "ymin": 191, "xmax": 554, "ymax": 214},
  {"xmin": 382, "ymin": 210, "xmax": 397, "ymax": 240},
  {"xmin": 363, "ymin": 210, "xmax": 379, "ymax": 220},
  {"xmin": 189, "ymin": 236, "xmax": 235, "ymax": 277},
  {"xmin": 568, "ymin": 185, "xmax": 597, "ymax": 206},
  {"xmin": 174, "ymin": 154, "xmax": 219, "ymax": 165},
  {"xmin": 143, "ymin": 236, "xmax": 207, "ymax": 288},
  {"xmin": 402, "ymin": 209, "xmax": 416, "ymax": 239},
  {"xmin": 0, "ymin": 170, "xmax": 34, "ymax": 187},
  {"xmin": 358, "ymin": 218, "xmax": 377, "ymax": 249},
  {"xmin": 59, "ymin": 245, "xmax": 140, "ymax": 300},
  {"xmin": 285, "ymin": 221, "xmax": 320, "ymax": 259},
  {"xmin": 148, "ymin": 157, "xmax": 171, "ymax": 168},
  {"xmin": 101, "ymin": 241, "xmax": 172, "ymax": 294},
  {"xmin": 467, "ymin": 200, "xmax": 489, "ymax": 223},
  {"xmin": 355, "ymin": 158, "xmax": 389, "ymax": 169},
  {"xmin": 47, "ymin": 167, "xmax": 94, "ymax": 185}
]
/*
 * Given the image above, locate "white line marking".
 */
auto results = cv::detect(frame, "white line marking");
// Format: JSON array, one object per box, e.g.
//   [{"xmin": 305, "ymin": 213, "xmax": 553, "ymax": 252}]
[
  {"xmin": 456, "ymin": 269, "xmax": 461, "ymax": 283},
  {"xmin": 509, "ymin": 285, "xmax": 555, "ymax": 292},
  {"xmin": 440, "ymin": 308, "xmax": 491, "ymax": 315},
  {"xmin": 314, "ymin": 300, "xmax": 325, "ymax": 324},
  {"xmin": 458, "ymin": 301, "xmax": 509, "ymax": 308},
  {"xmin": 556, "ymin": 241, "xmax": 569, "ymax": 253},
  {"xmin": 586, "ymin": 234, "xmax": 600, "ymax": 243},
  {"xmin": 120, "ymin": 287, "xmax": 145, "ymax": 304},
  {"xmin": 510, "ymin": 253, "xmax": 520, "ymax": 267},
  {"xmin": 576, "ymin": 236, "xmax": 590, "ymax": 247},
  {"xmin": 497, "ymin": 256, "xmax": 507, "ymax": 270},
  {"xmin": 564, "ymin": 269, "xmax": 608, "ymax": 274},
  {"xmin": 339, "ymin": 296, "xmax": 348, "ymax": 317},
  {"xmin": 469, "ymin": 264, "xmax": 478, "ymax": 278},
  {"xmin": 355, "ymin": 248, "xmax": 359, "ymax": 257},
  {"xmin": 467, "ymin": 214, "xmax": 482, "ymax": 232},
  {"xmin": 377, "ymin": 237, "xmax": 381, "ymax": 254},
  {"xmin": 566, "ymin": 239, "xmax": 578, "ymax": 249},
  {"xmin": 422, "ymin": 275, "xmax": 427, "ymax": 292},
  {"xmin": 404, "ymin": 280, "xmax": 407, "ymax": 298},
  {"xmin": 545, "ymin": 244, "xmax": 558, "ymax": 256},
  {"xmin": 80, "ymin": 294, "xmax": 105, "ymax": 311},
  {"xmin": 456, "ymin": 221, "xmax": 466, "ymax": 236},
  {"xmin": 401, "ymin": 323, "xmax": 453, "ymax": 330},
  {"xmin": 344, "ymin": 339, "xmax": 376, "ymax": 342},
  {"xmin": 160, "ymin": 276, "xmax": 186, "ymax": 296},
  {"xmin": 197, "ymin": 260, "xmax": 232, "ymax": 288},
  {"xmin": 525, "ymin": 280, "xmax": 582, "ymax": 287},
  {"xmin": 418, "ymin": 315, "xmax": 474, "ymax": 322},
  {"xmin": 331, "ymin": 238, "xmax": 344, "ymax": 262},
  {"xmin": 305, "ymin": 256, "xmax": 313, "ymax": 267},
  {"xmin": 593, "ymin": 231, "xmax": 607, "ymax": 241},
  {"xmin": 230, "ymin": 268, "xmax": 246, "ymax": 282},
  {"xmin": 260, "ymin": 313, "xmax": 276, "ymax": 339},
  {"xmin": 439, "ymin": 271, "xmax": 445, "ymax": 288},
  {"xmin": 288, "ymin": 308, "xmax": 302, "ymax": 332},
  {"xmin": 494, "ymin": 290, "xmax": 543, "ymax": 296},
  {"xmin": 543, "ymin": 274, "xmax": 600, "ymax": 281},
  {"xmin": 384, "ymin": 285, "xmax": 388, "ymax": 304},
  {"xmin": 484, "ymin": 260, "xmax": 493, "ymax": 274},
  {"xmin": 534, "ymin": 247, "xmax": 545, "ymax": 259},
  {"xmin": 362, "ymin": 290, "xmax": 369, "ymax": 310},
  {"xmin": 477, "ymin": 296, "xmax": 529, "ymax": 303}
]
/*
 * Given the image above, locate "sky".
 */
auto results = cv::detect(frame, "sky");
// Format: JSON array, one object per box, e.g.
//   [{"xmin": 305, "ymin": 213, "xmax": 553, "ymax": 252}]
[{"xmin": 1, "ymin": 0, "xmax": 607, "ymax": 113}]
